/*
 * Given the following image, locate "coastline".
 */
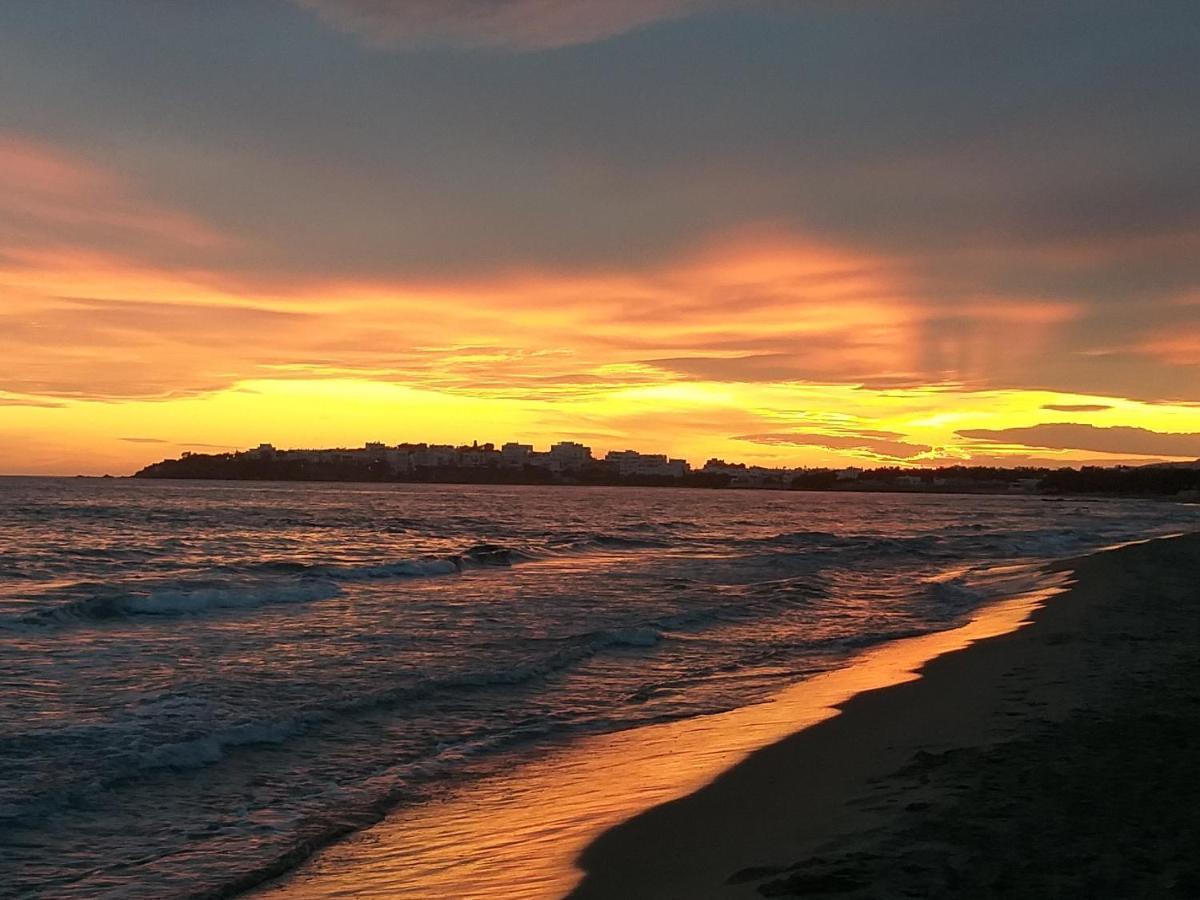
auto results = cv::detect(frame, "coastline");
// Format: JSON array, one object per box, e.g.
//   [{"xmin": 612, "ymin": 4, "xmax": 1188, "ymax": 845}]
[
  {"xmin": 252, "ymin": 556, "xmax": 1075, "ymax": 898},
  {"xmin": 568, "ymin": 532, "xmax": 1200, "ymax": 898}
]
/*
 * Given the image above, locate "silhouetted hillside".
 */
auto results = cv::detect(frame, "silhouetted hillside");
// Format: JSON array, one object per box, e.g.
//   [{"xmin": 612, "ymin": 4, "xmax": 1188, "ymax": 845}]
[{"xmin": 134, "ymin": 450, "xmax": 1200, "ymax": 498}]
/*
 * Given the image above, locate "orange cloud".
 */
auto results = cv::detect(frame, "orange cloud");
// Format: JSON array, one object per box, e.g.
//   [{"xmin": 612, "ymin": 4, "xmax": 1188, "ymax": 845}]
[
  {"xmin": 1136, "ymin": 331, "xmax": 1200, "ymax": 366},
  {"xmin": 2, "ymin": 140, "xmax": 1196, "ymax": 476},
  {"xmin": 0, "ymin": 135, "xmax": 225, "ymax": 257},
  {"xmin": 0, "ymin": 212, "xmax": 1101, "ymax": 413},
  {"xmin": 734, "ymin": 430, "xmax": 933, "ymax": 460},
  {"xmin": 957, "ymin": 423, "xmax": 1200, "ymax": 458}
]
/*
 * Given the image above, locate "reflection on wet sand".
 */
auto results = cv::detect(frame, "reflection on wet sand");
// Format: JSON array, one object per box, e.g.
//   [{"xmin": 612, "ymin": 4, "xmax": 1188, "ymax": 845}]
[{"xmin": 258, "ymin": 579, "xmax": 1065, "ymax": 899}]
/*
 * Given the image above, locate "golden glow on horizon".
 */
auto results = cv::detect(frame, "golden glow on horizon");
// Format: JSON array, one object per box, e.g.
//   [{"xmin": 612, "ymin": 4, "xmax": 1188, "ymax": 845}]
[
  {"xmin": 3, "ymin": 133, "xmax": 1199, "ymax": 475},
  {"xmin": 4, "ymin": 376, "xmax": 1200, "ymax": 476}
]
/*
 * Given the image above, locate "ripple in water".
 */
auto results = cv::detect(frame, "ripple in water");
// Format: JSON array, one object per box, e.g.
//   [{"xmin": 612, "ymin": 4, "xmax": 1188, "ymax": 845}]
[{"xmin": 0, "ymin": 478, "xmax": 1195, "ymax": 897}]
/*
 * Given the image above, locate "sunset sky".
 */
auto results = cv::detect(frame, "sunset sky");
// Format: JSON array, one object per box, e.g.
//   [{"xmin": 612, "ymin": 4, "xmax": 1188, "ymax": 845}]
[{"xmin": 2, "ymin": 1, "xmax": 1199, "ymax": 475}]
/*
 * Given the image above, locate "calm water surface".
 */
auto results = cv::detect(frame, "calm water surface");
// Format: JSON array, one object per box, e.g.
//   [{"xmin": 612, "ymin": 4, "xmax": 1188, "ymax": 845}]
[{"xmin": 1, "ymin": 478, "xmax": 1195, "ymax": 898}]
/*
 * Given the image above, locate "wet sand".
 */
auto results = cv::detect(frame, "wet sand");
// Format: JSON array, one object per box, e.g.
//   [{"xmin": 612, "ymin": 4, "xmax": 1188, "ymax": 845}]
[
  {"xmin": 568, "ymin": 532, "xmax": 1200, "ymax": 898},
  {"xmin": 254, "ymin": 567, "xmax": 1064, "ymax": 899}
]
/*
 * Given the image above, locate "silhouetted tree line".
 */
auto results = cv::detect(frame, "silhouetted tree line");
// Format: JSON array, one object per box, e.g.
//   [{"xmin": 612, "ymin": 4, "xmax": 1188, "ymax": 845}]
[{"xmin": 1040, "ymin": 465, "xmax": 1200, "ymax": 496}]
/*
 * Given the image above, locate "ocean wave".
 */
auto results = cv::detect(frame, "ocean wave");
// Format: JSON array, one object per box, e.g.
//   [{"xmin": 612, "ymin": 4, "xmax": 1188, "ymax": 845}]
[
  {"xmin": 736, "ymin": 531, "xmax": 948, "ymax": 560},
  {"xmin": 604, "ymin": 625, "xmax": 664, "ymax": 647},
  {"xmin": 8, "ymin": 543, "xmax": 552, "ymax": 628},
  {"xmin": 14, "ymin": 578, "xmax": 344, "ymax": 626},
  {"xmin": 136, "ymin": 718, "xmax": 303, "ymax": 770},
  {"xmin": 320, "ymin": 557, "xmax": 463, "ymax": 580},
  {"xmin": 589, "ymin": 534, "xmax": 672, "ymax": 549},
  {"xmin": 263, "ymin": 623, "xmax": 677, "ymax": 738},
  {"xmin": 126, "ymin": 580, "xmax": 343, "ymax": 615},
  {"xmin": 323, "ymin": 543, "xmax": 538, "ymax": 579},
  {"xmin": 0, "ymin": 712, "xmax": 308, "ymax": 823},
  {"xmin": 2, "ymin": 621, "xmax": 675, "ymax": 826},
  {"xmin": 542, "ymin": 533, "xmax": 672, "ymax": 553},
  {"xmin": 921, "ymin": 575, "xmax": 982, "ymax": 609},
  {"xmin": 6, "ymin": 534, "xmax": 676, "ymax": 632}
]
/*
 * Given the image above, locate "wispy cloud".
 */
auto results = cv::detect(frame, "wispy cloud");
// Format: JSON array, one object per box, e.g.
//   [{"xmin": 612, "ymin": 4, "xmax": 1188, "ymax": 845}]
[
  {"xmin": 734, "ymin": 430, "xmax": 933, "ymax": 460},
  {"xmin": 0, "ymin": 294, "xmax": 316, "ymax": 400},
  {"xmin": 293, "ymin": 0, "xmax": 712, "ymax": 50},
  {"xmin": 1041, "ymin": 403, "xmax": 1111, "ymax": 413},
  {"xmin": 957, "ymin": 423, "xmax": 1200, "ymax": 458},
  {"xmin": 0, "ymin": 135, "xmax": 225, "ymax": 262},
  {"xmin": 0, "ymin": 394, "xmax": 66, "ymax": 408}
]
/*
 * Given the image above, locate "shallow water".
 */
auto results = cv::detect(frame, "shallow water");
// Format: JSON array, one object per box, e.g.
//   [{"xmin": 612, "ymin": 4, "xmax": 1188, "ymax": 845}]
[{"xmin": 1, "ymin": 478, "xmax": 1195, "ymax": 898}]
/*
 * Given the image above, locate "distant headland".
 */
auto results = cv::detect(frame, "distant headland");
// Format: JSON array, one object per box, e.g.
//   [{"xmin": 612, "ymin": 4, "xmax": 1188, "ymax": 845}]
[{"xmin": 132, "ymin": 440, "xmax": 1200, "ymax": 498}]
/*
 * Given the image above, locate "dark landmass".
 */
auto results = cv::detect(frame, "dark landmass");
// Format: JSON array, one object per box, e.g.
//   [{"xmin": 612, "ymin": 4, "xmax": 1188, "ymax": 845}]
[
  {"xmin": 134, "ymin": 452, "xmax": 729, "ymax": 490},
  {"xmin": 133, "ymin": 447, "xmax": 1200, "ymax": 498}
]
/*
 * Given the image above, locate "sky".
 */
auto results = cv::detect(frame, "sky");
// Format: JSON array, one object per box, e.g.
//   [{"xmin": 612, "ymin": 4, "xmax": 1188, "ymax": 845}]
[{"xmin": 1, "ymin": 0, "xmax": 1199, "ymax": 475}]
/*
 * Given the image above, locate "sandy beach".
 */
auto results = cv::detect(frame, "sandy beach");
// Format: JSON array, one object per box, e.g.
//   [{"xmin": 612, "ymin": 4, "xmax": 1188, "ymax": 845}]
[
  {"xmin": 249, "ymin": 528, "xmax": 1200, "ymax": 900},
  {"xmin": 569, "ymin": 532, "xmax": 1200, "ymax": 898}
]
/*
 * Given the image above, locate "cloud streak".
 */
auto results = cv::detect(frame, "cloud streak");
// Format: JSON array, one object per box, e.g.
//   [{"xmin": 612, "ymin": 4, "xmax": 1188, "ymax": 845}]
[
  {"xmin": 735, "ymin": 430, "xmax": 934, "ymax": 460},
  {"xmin": 957, "ymin": 423, "xmax": 1200, "ymax": 459},
  {"xmin": 293, "ymin": 0, "xmax": 711, "ymax": 49},
  {"xmin": 1041, "ymin": 404, "xmax": 1111, "ymax": 413},
  {"xmin": 0, "ymin": 135, "xmax": 225, "ymax": 264}
]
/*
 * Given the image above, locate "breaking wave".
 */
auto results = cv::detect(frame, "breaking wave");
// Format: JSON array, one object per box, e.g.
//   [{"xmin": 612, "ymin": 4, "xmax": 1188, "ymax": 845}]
[{"xmin": 10, "ymin": 543, "xmax": 552, "ymax": 627}]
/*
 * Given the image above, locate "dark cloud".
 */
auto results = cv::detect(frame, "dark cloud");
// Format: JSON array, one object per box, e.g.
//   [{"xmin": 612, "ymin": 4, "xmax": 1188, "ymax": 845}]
[
  {"xmin": 1041, "ymin": 403, "xmax": 1112, "ymax": 412},
  {"xmin": 0, "ymin": 1, "xmax": 1198, "ymax": 407},
  {"xmin": 119, "ymin": 437, "xmax": 168, "ymax": 443},
  {"xmin": 1002, "ymin": 350, "xmax": 1200, "ymax": 405},
  {"xmin": 293, "ymin": 0, "xmax": 710, "ymax": 49},
  {"xmin": 1006, "ymin": 163, "xmax": 1200, "ymax": 247},
  {"xmin": 957, "ymin": 423, "xmax": 1200, "ymax": 458},
  {"xmin": 734, "ymin": 431, "xmax": 933, "ymax": 460},
  {"xmin": 922, "ymin": 451, "xmax": 1171, "ymax": 469}
]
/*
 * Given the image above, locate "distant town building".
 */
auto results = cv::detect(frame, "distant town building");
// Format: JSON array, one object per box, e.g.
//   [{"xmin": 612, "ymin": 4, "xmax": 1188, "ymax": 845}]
[
  {"xmin": 500, "ymin": 442, "xmax": 533, "ymax": 466},
  {"xmin": 458, "ymin": 442, "xmax": 499, "ymax": 467},
  {"xmin": 525, "ymin": 451, "xmax": 556, "ymax": 470},
  {"xmin": 233, "ymin": 439, "xmax": 792, "ymax": 488},
  {"xmin": 702, "ymin": 458, "xmax": 745, "ymax": 477},
  {"xmin": 606, "ymin": 450, "xmax": 690, "ymax": 478},
  {"xmin": 408, "ymin": 444, "xmax": 457, "ymax": 467},
  {"xmin": 548, "ymin": 441, "xmax": 592, "ymax": 470}
]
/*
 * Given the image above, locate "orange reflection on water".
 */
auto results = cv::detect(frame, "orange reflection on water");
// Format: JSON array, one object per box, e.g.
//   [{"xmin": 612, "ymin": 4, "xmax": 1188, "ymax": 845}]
[{"xmin": 255, "ymin": 576, "xmax": 1067, "ymax": 900}]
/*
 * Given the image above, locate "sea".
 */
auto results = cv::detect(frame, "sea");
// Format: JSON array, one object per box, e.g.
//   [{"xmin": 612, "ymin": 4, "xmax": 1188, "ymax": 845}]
[{"xmin": 1, "ymin": 477, "xmax": 1196, "ymax": 898}]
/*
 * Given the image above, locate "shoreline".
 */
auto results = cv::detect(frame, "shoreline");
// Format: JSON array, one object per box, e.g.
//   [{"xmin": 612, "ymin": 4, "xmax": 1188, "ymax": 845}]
[
  {"xmin": 568, "ymin": 532, "xmax": 1200, "ymax": 898},
  {"xmin": 253, "ymin": 560, "xmax": 1075, "ymax": 898},
  {"xmin": 13, "ymin": 474, "xmax": 1196, "ymax": 504}
]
